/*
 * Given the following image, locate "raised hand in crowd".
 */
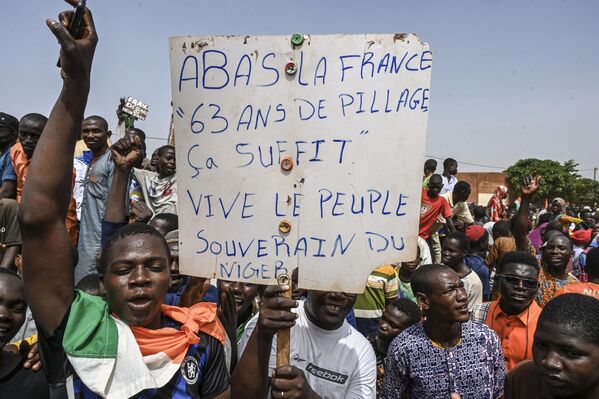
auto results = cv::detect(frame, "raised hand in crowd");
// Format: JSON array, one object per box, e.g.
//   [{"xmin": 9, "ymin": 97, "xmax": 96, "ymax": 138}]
[
  {"xmin": 513, "ymin": 175, "xmax": 541, "ymax": 251},
  {"xmin": 52, "ymin": 1, "xmax": 97, "ymax": 82},
  {"xmin": 521, "ymin": 175, "xmax": 541, "ymax": 197},
  {"xmin": 130, "ymin": 199, "xmax": 153, "ymax": 223},
  {"xmin": 103, "ymin": 135, "xmax": 144, "ymax": 225},
  {"xmin": 110, "ymin": 134, "xmax": 144, "ymax": 172},
  {"xmin": 20, "ymin": 0, "xmax": 97, "ymax": 335}
]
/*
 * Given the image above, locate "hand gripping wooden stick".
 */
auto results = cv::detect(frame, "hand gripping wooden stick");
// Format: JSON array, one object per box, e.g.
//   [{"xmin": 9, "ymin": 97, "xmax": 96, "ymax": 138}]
[{"xmin": 276, "ymin": 273, "xmax": 292, "ymax": 367}]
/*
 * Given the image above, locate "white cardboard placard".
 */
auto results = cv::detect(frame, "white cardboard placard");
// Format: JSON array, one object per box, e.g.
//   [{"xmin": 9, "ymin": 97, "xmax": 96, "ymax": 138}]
[
  {"xmin": 122, "ymin": 97, "xmax": 150, "ymax": 120},
  {"xmin": 169, "ymin": 33, "xmax": 431, "ymax": 293}
]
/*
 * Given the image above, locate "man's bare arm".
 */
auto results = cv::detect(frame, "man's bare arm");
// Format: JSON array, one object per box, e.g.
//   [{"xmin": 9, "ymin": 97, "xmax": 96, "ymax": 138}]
[
  {"xmin": 513, "ymin": 176, "xmax": 541, "ymax": 252},
  {"xmin": 19, "ymin": 0, "xmax": 97, "ymax": 335},
  {"xmin": 104, "ymin": 136, "xmax": 143, "ymax": 224}
]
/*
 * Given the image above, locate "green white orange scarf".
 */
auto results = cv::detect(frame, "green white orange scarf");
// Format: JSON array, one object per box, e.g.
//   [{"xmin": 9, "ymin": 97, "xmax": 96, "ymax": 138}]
[{"xmin": 63, "ymin": 291, "xmax": 224, "ymax": 398}]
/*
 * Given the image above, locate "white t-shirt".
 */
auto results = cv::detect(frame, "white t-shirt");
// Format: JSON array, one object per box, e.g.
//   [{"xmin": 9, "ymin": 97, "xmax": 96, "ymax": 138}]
[
  {"xmin": 462, "ymin": 270, "xmax": 483, "ymax": 312},
  {"xmin": 73, "ymin": 157, "xmax": 88, "ymax": 220},
  {"xmin": 484, "ymin": 221, "xmax": 496, "ymax": 246},
  {"xmin": 238, "ymin": 301, "xmax": 376, "ymax": 399},
  {"xmin": 440, "ymin": 175, "xmax": 457, "ymax": 195}
]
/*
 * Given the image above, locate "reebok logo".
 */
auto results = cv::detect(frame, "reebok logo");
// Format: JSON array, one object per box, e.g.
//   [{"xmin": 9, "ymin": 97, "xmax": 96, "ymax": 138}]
[{"xmin": 305, "ymin": 363, "xmax": 348, "ymax": 385}]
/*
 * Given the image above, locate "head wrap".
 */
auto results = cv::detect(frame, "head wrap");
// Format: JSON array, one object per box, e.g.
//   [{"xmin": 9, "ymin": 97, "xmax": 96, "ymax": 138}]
[{"xmin": 552, "ymin": 197, "xmax": 566, "ymax": 207}]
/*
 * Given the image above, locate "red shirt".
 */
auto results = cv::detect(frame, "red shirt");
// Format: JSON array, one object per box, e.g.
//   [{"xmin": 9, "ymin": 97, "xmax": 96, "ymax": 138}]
[{"xmin": 419, "ymin": 189, "xmax": 452, "ymax": 239}]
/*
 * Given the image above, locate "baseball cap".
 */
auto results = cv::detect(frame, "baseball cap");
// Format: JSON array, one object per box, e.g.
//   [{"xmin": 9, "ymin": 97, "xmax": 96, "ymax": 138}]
[{"xmin": 0, "ymin": 112, "xmax": 19, "ymax": 133}]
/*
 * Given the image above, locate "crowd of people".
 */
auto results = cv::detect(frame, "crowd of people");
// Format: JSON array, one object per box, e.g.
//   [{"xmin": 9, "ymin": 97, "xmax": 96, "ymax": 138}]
[{"xmin": 1, "ymin": 2, "xmax": 599, "ymax": 398}]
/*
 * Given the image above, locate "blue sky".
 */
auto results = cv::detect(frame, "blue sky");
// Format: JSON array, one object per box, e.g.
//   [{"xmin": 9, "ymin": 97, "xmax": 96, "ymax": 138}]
[{"xmin": 2, "ymin": 0, "xmax": 597, "ymax": 178}]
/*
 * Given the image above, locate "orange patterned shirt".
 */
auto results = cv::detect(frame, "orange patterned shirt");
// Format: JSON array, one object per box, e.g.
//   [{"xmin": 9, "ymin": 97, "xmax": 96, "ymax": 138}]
[{"xmin": 535, "ymin": 267, "xmax": 578, "ymax": 307}]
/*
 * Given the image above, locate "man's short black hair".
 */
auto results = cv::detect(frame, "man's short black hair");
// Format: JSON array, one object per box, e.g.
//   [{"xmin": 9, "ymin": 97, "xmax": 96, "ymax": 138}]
[
  {"xmin": 0, "ymin": 267, "xmax": 21, "ymax": 280},
  {"xmin": 19, "ymin": 113, "xmax": 48, "ymax": 128},
  {"xmin": 454, "ymin": 181, "xmax": 471, "ymax": 194},
  {"xmin": 429, "ymin": 174, "xmax": 442, "ymax": 184},
  {"xmin": 157, "ymin": 145, "xmax": 175, "ymax": 157},
  {"xmin": 496, "ymin": 251, "xmax": 539, "ymax": 274},
  {"xmin": 543, "ymin": 222, "xmax": 563, "ymax": 234},
  {"xmin": 98, "ymin": 223, "xmax": 169, "ymax": 275},
  {"xmin": 424, "ymin": 159, "xmax": 437, "ymax": 172},
  {"xmin": 443, "ymin": 157, "xmax": 457, "ymax": 169},
  {"xmin": 445, "ymin": 231, "xmax": 470, "ymax": 251},
  {"xmin": 586, "ymin": 247, "xmax": 599, "ymax": 279},
  {"xmin": 150, "ymin": 213, "xmax": 178, "ymax": 233},
  {"xmin": 539, "ymin": 293, "xmax": 599, "ymax": 346},
  {"xmin": 411, "ymin": 264, "xmax": 452, "ymax": 296},
  {"xmin": 84, "ymin": 115, "xmax": 109, "ymax": 130},
  {"xmin": 389, "ymin": 297, "xmax": 421, "ymax": 325},
  {"xmin": 492, "ymin": 220, "xmax": 511, "ymax": 237},
  {"xmin": 546, "ymin": 233, "xmax": 574, "ymax": 250}
]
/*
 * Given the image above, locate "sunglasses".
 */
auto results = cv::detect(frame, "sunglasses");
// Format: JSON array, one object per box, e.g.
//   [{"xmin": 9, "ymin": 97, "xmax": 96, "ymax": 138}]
[{"xmin": 499, "ymin": 274, "xmax": 538, "ymax": 289}]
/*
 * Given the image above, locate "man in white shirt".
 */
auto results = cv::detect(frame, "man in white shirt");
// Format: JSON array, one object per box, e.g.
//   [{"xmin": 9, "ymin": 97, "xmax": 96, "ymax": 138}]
[
  {"xmin": 440, "ymin": 157, "xmax": 458, "ymax": 195},
  {"xmin": 235, "ymin": 284, "xmax": 377, "ymax": 398}
]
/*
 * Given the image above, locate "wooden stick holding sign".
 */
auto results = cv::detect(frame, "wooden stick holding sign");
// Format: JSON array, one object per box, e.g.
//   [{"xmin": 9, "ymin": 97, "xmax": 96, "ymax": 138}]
[{"xmin": 276, "ymin": 273, "xmax": 292, "ymax": 367}]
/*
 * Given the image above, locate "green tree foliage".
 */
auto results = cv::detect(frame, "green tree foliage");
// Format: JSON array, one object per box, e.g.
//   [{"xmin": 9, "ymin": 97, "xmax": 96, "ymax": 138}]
[
  {"xmin": 505, "ymin": 159, "xmax": 575, "ymax": 202},
  {"xmin": 505, "ymin": 159, "xmax": 597, "ymax": 206},
  {"xmin": 572, "ymin": 178, "xmax": 599, "ymax": 207}
]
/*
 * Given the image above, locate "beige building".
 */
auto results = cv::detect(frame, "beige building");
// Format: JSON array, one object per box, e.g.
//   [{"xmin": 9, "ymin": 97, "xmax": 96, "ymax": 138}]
[{"xmin": 456, "ymin": 172, "xmax": 507, "ymax": 205}]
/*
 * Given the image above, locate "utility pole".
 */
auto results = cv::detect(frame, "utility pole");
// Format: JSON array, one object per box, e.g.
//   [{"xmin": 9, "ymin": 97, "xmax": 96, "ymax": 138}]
[{"xmin": 594, "ymin": 167, "xmax": 598, "ymax": 181}]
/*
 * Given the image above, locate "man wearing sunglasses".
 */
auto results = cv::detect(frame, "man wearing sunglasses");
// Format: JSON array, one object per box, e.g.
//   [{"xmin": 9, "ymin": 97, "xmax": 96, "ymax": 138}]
[{"xmin": 471, "ymin": 251, "xmax": 542, "ymax": 371}]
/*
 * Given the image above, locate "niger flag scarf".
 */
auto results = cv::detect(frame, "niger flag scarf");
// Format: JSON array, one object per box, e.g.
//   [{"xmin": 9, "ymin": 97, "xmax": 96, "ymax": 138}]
[{"xmin": 62, "ymin": 290, "xmax": 225, "ymax": 399}]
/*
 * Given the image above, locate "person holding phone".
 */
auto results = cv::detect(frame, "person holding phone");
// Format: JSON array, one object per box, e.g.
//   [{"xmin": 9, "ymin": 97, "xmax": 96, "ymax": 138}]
[{"xmin": 20, "ymin": 2, "xmax": 231, "ymax": 398}]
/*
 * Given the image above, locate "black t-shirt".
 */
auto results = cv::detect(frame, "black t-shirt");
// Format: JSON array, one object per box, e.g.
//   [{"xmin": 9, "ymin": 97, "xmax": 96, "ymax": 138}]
[
  {"xmin": 37, "ymin": 310, "xmax": 230, "ymax": 399},
  {"xmin": 504, "ymin": 360, "xmax": 551, "ymax": 399},
  {"xmin": 0, "ymin": 351, "xmax": 50, "ymax": 399},
  {"xmin": 367, "ymin": 334, "xmax": 386, "ymax": 395}
]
